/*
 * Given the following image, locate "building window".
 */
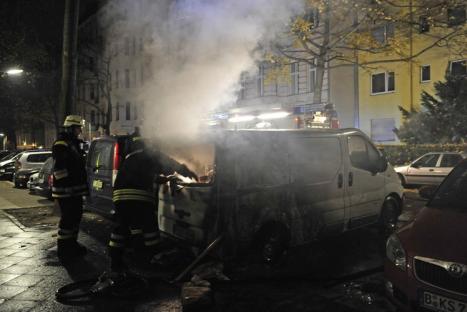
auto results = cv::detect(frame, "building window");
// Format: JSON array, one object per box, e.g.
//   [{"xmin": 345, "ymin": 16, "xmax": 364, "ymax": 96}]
[
  {"xmin": 372, "ymin": 23, "xmax": 394, "ymax": 44},
  {"xmin": 257, "ymin": 65, "xmax": 264, "ymax": 97},
  {"xmin": 125, "ymin": 69, "xmax": 130, "ymax": 88},
  {"xmin": 139, "ymin": 37, "xmax": 143, "ymax": 52},
  {"xmin": 371, "ymin": 72, "xmax": 395, "ymax": 94},
  {"xmin": 124, "ymin": 37, "xmax": 130, "ymax": 55},
  {"xmin": 115, "ymin": 70, "xmax": 119, "ymax": 89},
  {"xmin": 419, "ymin": 16, "xmax": 430, "ymax": 33},
  {"xmin": 240, "ymin": 72, "xmax": 247, "ymax": 100},
  {"xmin": 450, "ymin": 60, "xmax": 466, "ymax": 76},
  {"xmin": 90, "ymin": 84, "xmax": 95, "ymax": 99},
  {"xmin": 90, "ymin": 110, "xmax": 95, "ymax": 124},
  {"xmin": 290, "ymin": 63, "xmax": 299, "ymax": 95},
  {"xmin": 140, "ymin": 64, "xmax": 144, "ymax": 84},
  {"xmin": 447, "ymin": 6, "xmax": 466, "ymax": 27},
  {"xmin": 132, "ymin": 37, "xmax": 136, "ymax": 55},
  {"xmin": 420, "ymin": 65, "xmax": 431, "ymax": 82},
  {"xmin": 125, "ymin": 102, "xmax": 131, "ymax": 120},
  {"xmin": 116, "ymin": 102, "xmax": 120, "ymax": 121},
  {"xmin": 309, "ymin": 65, "xmax": 316, "ymax": 93},
  {"xmin": 371, "ymin": 118, "xmax": 396, "ymax": 142},
  {"xmin": 134, "ymin": 105, "xmax": 138, "ymax": 120}
]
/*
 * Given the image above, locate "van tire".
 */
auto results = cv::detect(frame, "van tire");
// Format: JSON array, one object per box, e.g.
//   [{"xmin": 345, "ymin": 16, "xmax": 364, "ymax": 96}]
[
  {"xmin": 379, "ymin": 196, "xmax": 400, "ymax": 237},
  {"xmin": 254, "ymin": 223, "xmax": 290, "ymax": 266}
]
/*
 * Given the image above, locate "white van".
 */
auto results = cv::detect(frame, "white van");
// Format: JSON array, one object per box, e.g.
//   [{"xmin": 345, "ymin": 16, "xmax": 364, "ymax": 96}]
[{"xmin": 158, "ymin": 129, "xmax": 403, "ymax": 263}]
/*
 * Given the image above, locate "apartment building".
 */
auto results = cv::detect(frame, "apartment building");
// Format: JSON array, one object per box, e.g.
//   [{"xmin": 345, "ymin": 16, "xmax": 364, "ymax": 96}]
[{"xmin": 356, "ymin": 3, "xmax": 466, "ymax": 143}]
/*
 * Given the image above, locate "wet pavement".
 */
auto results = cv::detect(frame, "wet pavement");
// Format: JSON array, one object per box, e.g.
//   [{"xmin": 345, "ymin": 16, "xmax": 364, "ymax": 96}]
[{"xmin": 0, "ymin": 180, "xmax": 427, "ymax": 311}]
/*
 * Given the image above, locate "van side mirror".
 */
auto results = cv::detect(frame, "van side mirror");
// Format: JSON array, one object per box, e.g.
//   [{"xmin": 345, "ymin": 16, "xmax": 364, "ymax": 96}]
[{"xmin": 419, "ymin": 185, "xmax": 436, "ymax": 200}]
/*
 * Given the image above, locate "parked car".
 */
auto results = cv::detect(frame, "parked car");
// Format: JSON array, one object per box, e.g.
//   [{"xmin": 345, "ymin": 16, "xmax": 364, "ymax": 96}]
[
  {"xmin": 157, "ymin": 129, "xmax": 404, "ymax": 262},
  {"xmin": 13, "ymin": 150, "xmax": 52, "ymax": 188},
  {"xmin": 0, "ymin": 153, "xmax": 22, "ymax": 180},
  {"xmin": 27, "ymin": 172, "xmax": 40, "ymax": 191},
  {"xmin": 385, "ymin": 159, "xmax": 467, "ymax": 312},
  {"xmin": 29, "ymin": 157, "xmax": 54, "ymax": 199},
  {"xmin": 395, "ymin": 152, "xmax": 467, "ymax": 187}
]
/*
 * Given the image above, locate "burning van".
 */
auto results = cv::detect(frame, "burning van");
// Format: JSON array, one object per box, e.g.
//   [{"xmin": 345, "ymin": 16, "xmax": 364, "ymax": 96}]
[{"xmin": 158, "ymin": 128, "xmax": 403, "ymax": 263}]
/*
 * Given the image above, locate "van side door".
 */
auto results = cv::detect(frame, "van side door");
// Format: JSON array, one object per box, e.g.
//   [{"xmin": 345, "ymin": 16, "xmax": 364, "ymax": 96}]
[
  {"xmin": 86, "ymin": 140, "xmax": 115, "ymax": 214},
  {"xmin": 346, "ymin": 135, "xmax": 385, "ymax": 228},
  {"xmin": 289, "ymin": 136, "xmax": 345, "ymax": 239}
]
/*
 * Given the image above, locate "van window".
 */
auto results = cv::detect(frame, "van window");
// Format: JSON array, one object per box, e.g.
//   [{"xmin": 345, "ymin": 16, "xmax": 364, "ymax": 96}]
[
  {"xmin": 290, "ymin": 137, "xmax": 341, "ymax": 183},
  {"xmin": 88, "ymin": 141, "xmax": 114, "ymax": 171},
  {"xmin": 26, "ymin": 153, "xmax": 51, "ymax": 163},
  {"xmin": 234, "ymin": 134, "xmax": 289, "ymax": 187},
  {"xmin": 348, "ymin": 136, "xmax": 380, "ymax": 172}
]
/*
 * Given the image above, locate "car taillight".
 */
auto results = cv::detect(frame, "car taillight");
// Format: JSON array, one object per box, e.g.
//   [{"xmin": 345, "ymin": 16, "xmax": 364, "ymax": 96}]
[
  {"xmin": 113, "ymin": 143, "xmax": 120, "ymax": 170},
  {"xmin": 48, "ymin": 174, "xmax": 53, "ymax": 187}
]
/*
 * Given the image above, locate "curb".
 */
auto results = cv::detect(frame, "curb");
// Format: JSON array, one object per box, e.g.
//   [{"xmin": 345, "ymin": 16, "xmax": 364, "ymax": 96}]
[{"xmin": 0, "ymin": 209, "xmax": 27, "ymax": 231}]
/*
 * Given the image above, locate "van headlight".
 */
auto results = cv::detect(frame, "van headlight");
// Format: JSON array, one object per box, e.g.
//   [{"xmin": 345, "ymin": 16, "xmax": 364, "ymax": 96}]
[{"xmin": 386, "ymin": 234, "xmax": 406, "ymax": 271}]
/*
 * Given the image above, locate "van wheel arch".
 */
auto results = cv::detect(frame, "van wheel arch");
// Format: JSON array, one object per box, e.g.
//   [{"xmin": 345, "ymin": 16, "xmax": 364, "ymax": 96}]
[
  {"xmin": 397, "ymin": 173, "xmax": 407, "ymax": 187},
  {"xmin": 253, "ymin": 221, "xmax": 291, "ymax": 266}
]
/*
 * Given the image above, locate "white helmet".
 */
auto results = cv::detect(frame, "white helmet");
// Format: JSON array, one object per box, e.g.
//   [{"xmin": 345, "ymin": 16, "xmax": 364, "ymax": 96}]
[{"xmin": 63, "ymin": 115, "xmax": 83, "ymax": 127}]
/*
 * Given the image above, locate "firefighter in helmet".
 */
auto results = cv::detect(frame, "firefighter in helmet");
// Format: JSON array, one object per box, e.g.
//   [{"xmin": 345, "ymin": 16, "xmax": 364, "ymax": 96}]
[
  {"xmin": 108, "ymin": 135, "xmax": 197, "ymax": 275},
  {"xmin": 52, "ymin": 115, "xmax": 89, "ymax": 263}
]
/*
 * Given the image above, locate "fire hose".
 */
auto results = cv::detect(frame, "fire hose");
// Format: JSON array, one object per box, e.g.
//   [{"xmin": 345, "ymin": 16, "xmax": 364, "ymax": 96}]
[{"xmin": 55, "ymin": 235, "xmax": 223, "ymax": 304}]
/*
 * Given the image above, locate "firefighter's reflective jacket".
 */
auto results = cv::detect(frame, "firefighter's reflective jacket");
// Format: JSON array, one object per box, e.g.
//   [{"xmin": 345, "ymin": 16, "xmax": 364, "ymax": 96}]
[
  {"xmin": 113, "ymin": 149, "xmax": 163, "ymax": 203},
  {"xmin": 52, "ymin": 133, "xmax": 88, "ymax": 198}
]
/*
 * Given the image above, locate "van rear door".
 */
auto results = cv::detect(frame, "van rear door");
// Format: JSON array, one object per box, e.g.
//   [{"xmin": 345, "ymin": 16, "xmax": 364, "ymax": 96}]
[
  {"xmin": 157, "ymin": 144, "xmax": 215, "ymax": 246},
  {"xmin": 86, "ymin": 139, "xmax": 115, "ymax": 214}
]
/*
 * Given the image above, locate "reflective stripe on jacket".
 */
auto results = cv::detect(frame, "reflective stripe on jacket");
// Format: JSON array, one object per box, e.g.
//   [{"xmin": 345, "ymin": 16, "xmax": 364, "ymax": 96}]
[{"xmin": 113, "ymin": 188, "xmax": 154, "ymax": 203}]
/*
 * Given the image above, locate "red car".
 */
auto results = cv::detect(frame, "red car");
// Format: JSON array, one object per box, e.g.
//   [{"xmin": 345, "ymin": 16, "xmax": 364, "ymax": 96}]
[{"xmin": 385, "ymin": 159, "xmax": 467, "ymax": 312}]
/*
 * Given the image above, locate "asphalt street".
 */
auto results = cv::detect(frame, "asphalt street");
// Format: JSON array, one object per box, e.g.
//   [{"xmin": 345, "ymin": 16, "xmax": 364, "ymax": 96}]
[{"xmin": 0, "ymin": 180, "xmax": 427, "ymax": 312}]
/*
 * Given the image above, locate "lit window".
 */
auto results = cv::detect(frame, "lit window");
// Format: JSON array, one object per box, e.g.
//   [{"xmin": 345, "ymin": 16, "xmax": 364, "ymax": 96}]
[
  {"xmin": 420, "ymin": 65, "xmax": 431, "ymax": 82},
  {"xmin": 371, "ymin": 72, "xmax": 395, "ymax": 94}
]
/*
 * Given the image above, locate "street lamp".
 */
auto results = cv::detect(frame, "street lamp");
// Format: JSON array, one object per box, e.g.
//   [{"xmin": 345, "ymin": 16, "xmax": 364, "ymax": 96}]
[{"xmin": 5, "ymin": 68, "xmax": 24, "ymax": 76}]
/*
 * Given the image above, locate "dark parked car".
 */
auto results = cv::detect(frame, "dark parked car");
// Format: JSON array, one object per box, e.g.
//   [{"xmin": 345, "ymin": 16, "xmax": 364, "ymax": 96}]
[
  {"xmin": 29, "ymin": 157, "xmax": 54, "ymax": 199},
  {"xmin": 0, "ymin": 153, "xmax": 21, "ymax": 180},
  {"xmin": 385, "ymin": 159, "xmax": 467, "ymax": 311}
]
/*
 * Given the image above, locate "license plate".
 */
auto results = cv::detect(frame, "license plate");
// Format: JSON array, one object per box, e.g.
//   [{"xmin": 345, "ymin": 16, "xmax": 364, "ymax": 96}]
[{"xmin": 421, "ymin": 291, "xmax": 467, "ymax": 312}]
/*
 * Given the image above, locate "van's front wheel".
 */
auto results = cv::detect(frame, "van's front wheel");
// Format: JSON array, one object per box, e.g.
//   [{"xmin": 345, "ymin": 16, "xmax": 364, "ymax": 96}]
[
  {"xmin": 380, "ymin": 196, "xmax": 401, "ymax": 237},
  {"xmin": 254, "ymin": 223, "xmax": 290, "ymax": 266}
]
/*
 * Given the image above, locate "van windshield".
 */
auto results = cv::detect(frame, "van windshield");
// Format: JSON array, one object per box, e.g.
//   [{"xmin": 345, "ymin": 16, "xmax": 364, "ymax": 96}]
[{"xmin": 429, "ymin": 162, "xmax": 467, "ymax": 212}]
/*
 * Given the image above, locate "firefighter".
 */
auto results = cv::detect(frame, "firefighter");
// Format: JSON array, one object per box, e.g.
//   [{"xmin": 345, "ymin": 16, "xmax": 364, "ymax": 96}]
[
  {"xmin": 108, "ymin": 136, "xmax": 197, "ymax": 275},
  {"xmin": 52, "ymin": 115, "xmax": 89, "ymax": 263}
]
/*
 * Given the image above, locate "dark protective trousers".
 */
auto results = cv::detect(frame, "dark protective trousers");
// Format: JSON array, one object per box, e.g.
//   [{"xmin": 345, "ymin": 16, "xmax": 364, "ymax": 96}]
[
  {"xmin": 109, "ymin": 200, "xmax": 159, "ymax": 271},
  {"xmin": 56, "ymin": 196, "xmax": 83, "ymax": 254}
]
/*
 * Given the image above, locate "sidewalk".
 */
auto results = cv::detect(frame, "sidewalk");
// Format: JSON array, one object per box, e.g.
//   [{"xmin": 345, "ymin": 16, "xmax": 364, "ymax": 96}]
[{"xmin": 0, "ymin": 210, "xmax": 108, "ymax": 312}]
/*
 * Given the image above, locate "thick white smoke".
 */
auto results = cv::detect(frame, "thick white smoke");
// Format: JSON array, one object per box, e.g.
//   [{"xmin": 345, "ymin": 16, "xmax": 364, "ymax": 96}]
[{"xmin": 106, "ymin": 0, "xmax": 303, "ymax": 141}]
